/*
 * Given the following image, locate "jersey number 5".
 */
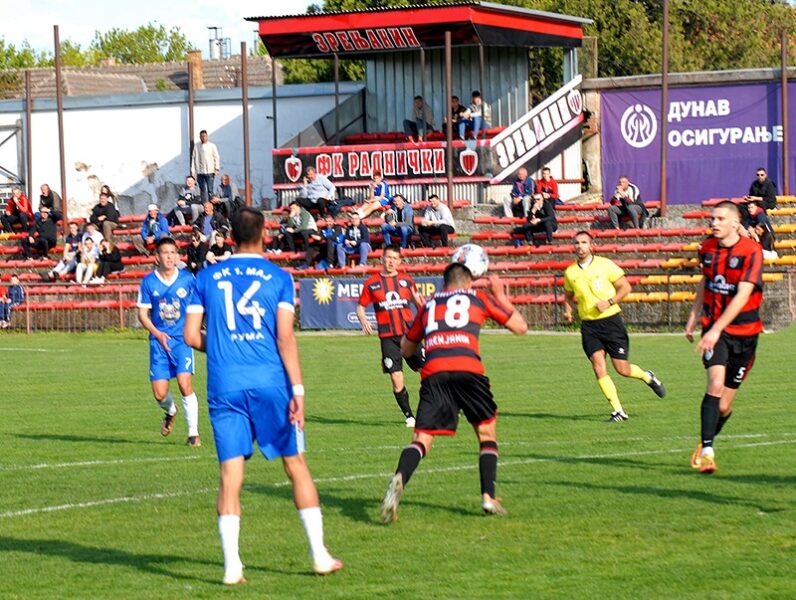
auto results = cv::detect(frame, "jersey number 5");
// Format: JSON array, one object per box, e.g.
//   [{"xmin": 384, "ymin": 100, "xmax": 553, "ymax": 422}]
[
  {"xmin": 217, "ymin": 281, "xmax": 265, "ymax": 330},
  {"xmin": 425, "ymin": 294, "xmax": 470, "ymax": 334}
]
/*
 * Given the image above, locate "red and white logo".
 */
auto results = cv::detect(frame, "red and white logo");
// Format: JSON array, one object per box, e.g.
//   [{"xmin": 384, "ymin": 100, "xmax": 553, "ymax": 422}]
[
  {"xmin": 285, "ymin": 156, "xmax": 303, "ymax": 182},
  {"xmin": 459, "ymin": 149, "xmax": 478, "ymax": 176}
]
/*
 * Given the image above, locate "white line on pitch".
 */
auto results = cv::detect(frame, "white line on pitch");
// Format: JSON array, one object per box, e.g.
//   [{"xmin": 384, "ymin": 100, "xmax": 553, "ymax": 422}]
[
  {"xmin": 0, "ymin": 454, "xmax": 205, "ymax": 472},
  {"xmin": 0, "ymin": 347, "xmax": 72, "ymax": 352}
]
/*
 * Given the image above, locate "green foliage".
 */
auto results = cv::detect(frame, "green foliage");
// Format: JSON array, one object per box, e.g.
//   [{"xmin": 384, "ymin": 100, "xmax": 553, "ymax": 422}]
[
  {"xmin": 0, "ymin": 39, "xmax": 41, "ymax": 70},
  {"xmin": 90, "ymin": 23, "xmax": 195, "ymax": 64},
  {"xmin": 154, "ymin": 79, "xmax": 169, "ymax": 91}
]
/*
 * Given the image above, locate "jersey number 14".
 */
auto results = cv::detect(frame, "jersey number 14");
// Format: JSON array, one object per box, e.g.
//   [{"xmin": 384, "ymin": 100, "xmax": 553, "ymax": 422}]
[{"xmin": 217, "ymin": 281, "xmax": 265, "ymax": 330}]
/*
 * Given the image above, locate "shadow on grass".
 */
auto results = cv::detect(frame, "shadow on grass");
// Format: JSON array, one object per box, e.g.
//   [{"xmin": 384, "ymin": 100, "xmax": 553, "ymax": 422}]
[
  {"xmin": 305, "ymin": 415, "xmax": 391, "ymax": 427},
  {"xmin": 500, "ymin": 411, "xmax": 598, "ymax": 423},
  {"xmin": 12, "ymin": 433, "xmax": 163, "ymax": 446},
  {"xmin": 508, "ymin": 451, "xmax": 678, "ymax": 471}
]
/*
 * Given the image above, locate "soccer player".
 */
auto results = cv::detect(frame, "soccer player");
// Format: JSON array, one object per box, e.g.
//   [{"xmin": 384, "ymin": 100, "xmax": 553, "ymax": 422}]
[
  {"xmin": 563, "ymin": 231, "xmax": 666, "ymax": 422},
  {"xmin": 685, "ymin": 201, "xmax": 764, "ymax": 474},
  {"xmin": 137, "ymin": 237, "xmax": 201, "ymax": 446},
  {"xmin": 356, "ymin": 244, "xmax": 425, "ymax": 427},
  {"xmin": 380, "ymin": 263, "xmax": 527, "ymax": 522},
  {"xmin": 184, "ymin": 208, "xmax": 341, "ymax": 585}
]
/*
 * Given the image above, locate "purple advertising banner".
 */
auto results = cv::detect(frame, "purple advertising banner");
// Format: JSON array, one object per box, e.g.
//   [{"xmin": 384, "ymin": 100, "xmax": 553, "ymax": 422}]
[{"xmin": 601, "ymin": 82, "xmax": 796, "ymax": 204}]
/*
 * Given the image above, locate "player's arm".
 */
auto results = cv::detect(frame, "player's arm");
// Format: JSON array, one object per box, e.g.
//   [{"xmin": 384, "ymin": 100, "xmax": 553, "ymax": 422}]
[
  {"xmin": 137, "ymin": 306, "xmax": 171, "ymax": 352},
  {"xmin": 488, "ymin": 275, "xmax": 527, "ymax": 335},
  {"xmin": 563, "ymin": 290, "xmax": 576, "ymax": 323},
  {"xmin": 183, "ymin": 312, "xmax": 206, "ymax": 352},
  {"xmin": 697, "ymin": 281, "xmax": 756, "ymax": 353},
  {"xmin": 355, "ymin": 303, "xmax": 373, "ymax": 335},
  {"xmin": 400, "ymin": 304, "xmax": 425, "ymax": 358},
  {"xmin": 684, "ymin": 276, "xmax": 704, "ymax": 343},
  {"xmin": 595, "ymin": 275, "xmax": 631, "ymax": 313},
  {"xmin": 276, "ymin": 306, "xmax": 306, "ymax": 430},
  {"xmin": 400, "ymin": 334, "xmax": 419, "ymax": 359}
]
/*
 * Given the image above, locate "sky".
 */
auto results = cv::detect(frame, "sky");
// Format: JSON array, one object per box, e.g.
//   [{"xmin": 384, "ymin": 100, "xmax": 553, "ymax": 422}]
[{"xmin": 6, "ymin": 0, "xmax": 314, "ymax": 57}]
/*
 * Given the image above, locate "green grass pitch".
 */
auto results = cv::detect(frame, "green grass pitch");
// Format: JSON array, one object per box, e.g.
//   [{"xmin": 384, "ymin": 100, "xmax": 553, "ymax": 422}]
[{"xmin": 1, "ymin": 327, "xmax": 794, "ymax": 599}]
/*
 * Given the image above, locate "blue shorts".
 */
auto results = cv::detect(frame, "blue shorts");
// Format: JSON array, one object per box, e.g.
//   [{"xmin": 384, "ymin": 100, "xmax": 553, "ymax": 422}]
[
  {"xmin": 149, "ymin": 337, "xmax": 195, "ymax": 382},
  {"xmin": 208, "ymin": 386, "xmax": 305, "ymax": 463}
]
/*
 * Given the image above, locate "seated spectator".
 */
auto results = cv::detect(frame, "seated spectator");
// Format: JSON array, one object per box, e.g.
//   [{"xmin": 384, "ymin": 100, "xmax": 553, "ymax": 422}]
[
  {"xmin": 608, "ymin": 175, "xmax": 647, "ymax": 229},
  {"xmin": 743, "ymin": 201, "xmax": 777, "ymax": 260},
  {"xmin": 403, "ymin": 95, "xmax": 435, "ymax": 141},
  {"xmin": 297, "ymin": 166, "xmax": 336, "ymax": 217},
  {"xmin": 75, "ymin": 237, "xmax": 100, "ymax": 285},
  {"xmin": 513, "ymin": 194, "xmax": 558, "ymax": 246},
  {"xmin": 46, "ymin": 221, "xmax": 82, "ymax": 281},
  {"xmin": 93, "ymin": 239, "xmax": 124, "ymax": 283},
  {"xmin": 215, "ymin": 174, "xmax": 241, "ymax": 217},
  {"xmin": 89, "ymin": 192, "xmax": 120, "ymax": 240},
  {"xmin": 21, "ymin": 205, "xmax": 57, "ymax": 260},
  {"xmin": 168, "ymin": 195, "xmax": 194, "ymax": 227},
  {"xmin": 336, "ymin": 212, "xmax": 371, "ymax": 268},
  {"xmin": 278, "ymin": 201, "xmax": 318, "ymax": 269},
  {"xmin": 179, "ymin": 175, "xmax": 204, "ymax": 222},
  {"xmin": 0, "ymin": 274, "xmax": 25, "ymax": 328},
  {"xmin": 186, "ymin": 229, "xmax": 208, "ymax": 275},
  {"xmin": 205, "ymin": 231, "xmax": 233, "ymax": 266},
  {"xmin": 504, "ymin": 167, "xmax": 534, "ymax": 218},
  {"xmin": 134, "ymin": 204, "xmax": 171, "ymax": 256},
  {"xmin": 193, "ymin": 201, "xmax": 229, "ymax": 243},
  {"xmin": 535, "ymin": 167, "xmax": 561, "ymax": 206},
  {"xmin": 460, "ymin": 91, "xmax": 492, "ymax": 140},
  {"xmin": 99, "ymin": 184, "xmax": 116, "ymax": 202},
  {"xmin": 381, "ymin": 194, "xmax": 414, "ymax": 248},
  {"xmin": 418, "ymin": 194, "xmax": 456, "ymax": 247},
  {"xmin": 358, "ymin": 171, "xmax": 392, "ymax": 219},
  {"xmin": 38, "ymin": 183, "xmax": 63, "ymax": 223},
  {"xmin": 313, "ymin": 215, "xmax": 343, "ymax": 270},
  {"xmin": 746, "ymin": 167, "xmax": 777, "ymax": 211},
  {"xmin": 442, "ymin": 96, "xmax": 469, "ymax": 140},
  {"xmin": 1, "ymin": 186, "xmax": 33, "ymax": 233},
  {"xmin": 81, "ymin": 222, "xmax": 104, "ymax": 247}
]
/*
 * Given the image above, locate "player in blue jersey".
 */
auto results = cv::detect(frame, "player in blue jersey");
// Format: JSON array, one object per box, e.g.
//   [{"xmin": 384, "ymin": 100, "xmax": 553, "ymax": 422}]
[
  {"xmin": 184, "ymin": 208, "xmax": 342, "ymax": 585},
  {"xmin": 137, "ymin": 237, "xmax": 201, "ymax": 446}
]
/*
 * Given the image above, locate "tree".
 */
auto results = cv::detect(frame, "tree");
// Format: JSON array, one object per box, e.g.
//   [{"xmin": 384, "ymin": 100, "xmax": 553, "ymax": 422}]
[{"xmin": 91, "ymin": 23, "xmax": 194, "ymax": 64}]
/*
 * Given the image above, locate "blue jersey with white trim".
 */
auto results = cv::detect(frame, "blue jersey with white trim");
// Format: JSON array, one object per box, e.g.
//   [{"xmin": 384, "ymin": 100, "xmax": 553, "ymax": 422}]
[
  {"xmin": 137, "ymin": 269, "xmax": 196, "ymax": 339},
  {"xmin": 188, "ymin": 254, "xmax": 295, "ymax": 397}
]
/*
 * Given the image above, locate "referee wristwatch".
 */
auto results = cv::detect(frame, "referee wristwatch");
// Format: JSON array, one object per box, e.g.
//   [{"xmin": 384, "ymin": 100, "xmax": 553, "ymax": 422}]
[{"xmin": 608, "ymin": 298, "xmax": 615, "ymax": 306}]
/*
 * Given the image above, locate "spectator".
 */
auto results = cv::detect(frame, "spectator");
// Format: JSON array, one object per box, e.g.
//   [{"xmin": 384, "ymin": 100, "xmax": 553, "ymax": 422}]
[
  {"xmin": 186, "ymin": 229, "xmax": 208, "ymax": 275},
  {"xmin": 75, "ymin": 237, "xmax": 100, "ymax": 285},
  {"xmin": 535, "ymin": 167, "xmax": 561, "ymax": 206},
  {"xmin": 281, "ymin": 201, "xmax": 318, "ymax": 269},
  {"xmin": 89, "ymin": 192, "xmax": 120, "ymax": 241},
  {"xmin": 336, "ymin": 212, "xmax": 371, "ymax": 268},
  {"xmin": 743, "ymin": 201, "xmax": 778, "ymax": 260},
  {"xmin": 21, "ymin": 205, "xmax": 57, "ymax": 260},
  {"xmin": 381, "ymin": 194, "xmax": 414, "ymax": 248},
  {"xmin": 205, "ymin": 231, "xmax": 233, "ymax": 266},
  {"xmin": 403, "ymin": 95, "xmax": 435, "ymax": 142},
  {"xmin": 503, "ymin": 167, "xmax": 534, "ymax": 218},
  {"xmin": 358, "ymin": 171, "xmax": 392, "ymax": 218},
  {"xmin": 81, "ymin": 222, "xmax": 104, "ymax": 247},
  {"xmin": 1, "ymin": 186, "xmax": 33, "ymax": 233},
  {"xmin": 314, "ymin": 215, "xmax": 343, "ymax": 269},
  {"xmin": 418, "ymin": 195, "xmax": 456, "ymax": 248},
  {"xmin": 192, "ymin": 129, "xmax": 221, "ymax": 202},
  {"xmin": 443, "ymin": 96, "xmax": 469, "ymax": 140},
  {"xmin": 608, "ymin": 176, "xmax": 647, "ymax": 229},
  {"xmin": 460, "ymin": 91, "xmax": 492, "ymax": 140},
  {"xmin": 99, "ymin": 184, "xmax": 116, "ymax": 202},
  {"xmin": 178, "ymin": 175, "xmax": 203, "ymax": 222},
  {"xmin": 46, "ymin": 221, "xmax": 82, "ymax": 281},
  {"xmin": 0, "ymin": 274, "xmax": 25, "ymax": 328},
  {"xmin": 746, "ymin": 167, "xmax": 777, "ymax": 211},
  {"xmin": 193, "ymin": 201, "xmax": 229, "ymax": 243},
  {"xmin": 168, "ymin": 195, "xmax": 194, "ymax": 227},
  {"xmin": 514, "ymin": 194, "xmax": 558, "ymax": 246},
  {"xmin": 297, "ymin": 166, "xmax": 335, "ymax": 217},
  {"xmin": 215, "ymin": 174, "xmax": 241, "ymax": 217},
  {"xmin": 134, "ymin": 204, "xmax": 171, "ymax": 256},
  {"xmin": 38, "ymin": 183, "xmax": 63, "ymax": 223},
  {"xmin": 93, "ymin": 239, "xmax": 124, "ymax": 283}
]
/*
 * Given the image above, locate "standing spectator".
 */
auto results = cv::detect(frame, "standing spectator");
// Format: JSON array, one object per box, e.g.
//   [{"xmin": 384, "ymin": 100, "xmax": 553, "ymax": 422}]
[
  {"xmin": 608, "ymin": 175, "xmax": 647, "ymax": 229},
  {"xmin": 215, "ymin": 174, "xmax": 241, "ymax": 217},
  {"xmin": 381, "ymin": 194, "xmax": 414, "ymax": 248},
  {"xmin": 93, "ymin": 239, "xmax": 124, "ymax": 283},
  {"xmin": 403, "ymin": 95, "xmax": 435, "ymax": 141},
  {"xmin": 443, "ymin": 96, "xmax": 469, "ymax": 139},
  {"xmin": 0, "ymin": 274, "xmax": 25, "ymax": 328},
  {"xmin": 746, "ymin": 167, "xmax": 777, "ymax": 211},
  {"xmin": 178, "ymin": 175, "xmax": 203, "ymax": 223},
  {"xmin": 75, "ymin": 237, "xmax": 100, "ymax": 285},
  {"xmin": 186, "ymin": 230, "xmax": 208, "ymax": 275},
  {"xmin": 47, "ymin": 221, "xmax": 82, "ymax": 281},
  {"xmin": 38, "ymin": 183, "xmax": 63, "ymax": 223},
  {"xmin": 336, "ymin": 212, "xmax": 371, "ymax": 268},
  {"xmin": 192, "ymin": 129, "xmax": 221, "ymax": 202},
  {"xmin": 281, "ymin": 201, "xmax": 318, "ymax": 269},
  {"xmin": 1, "ymin": 186, "xmax": 33, "ymax": 233},
  {"xmin": 21, "ymin": 205, "xmax": 57, "ymax": 259},
  {"xmin": 460, "ymin": 91, "xmax": 492, "ymax": 140},
  {"xmin": 206, "ymin": 231, "xmax": 233, "ymax": 266},
  {"xmin": 418, "ymin": 195, "xmax": 456, "ymax": 248},
  {"xmin": 514, "ymin": 194, "xmax": 557, "ymax": 246},
  {"xmin": 89, "ymin": 192, "xmax": 120, "ymax": 241},
  {"xmin": 503, "ymin": 167, "xmax": 534, "ymax": 218},
  {"xmin": 535, "ymin": 167, "xmax": 561, "ymax": 206},
  {"xmin": 134, "ymin": 204, "xmax": 171, "ymax": 256},
  {"xmin": 358, "ymin": 171, "xmax": 392, "ymax": 218},
  {"xmin": 296, "ymin": 166, "xmax": 335, "ymax": 217},
  {"xmin": 193, "ymin": 201, "xmax": 229, "ymax": 243}
]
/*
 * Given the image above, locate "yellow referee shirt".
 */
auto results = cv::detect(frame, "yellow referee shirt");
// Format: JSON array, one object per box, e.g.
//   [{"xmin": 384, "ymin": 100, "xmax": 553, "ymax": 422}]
[{"xmin": 563, "ymin": 256, "xmax": 625, "ymax": 321}]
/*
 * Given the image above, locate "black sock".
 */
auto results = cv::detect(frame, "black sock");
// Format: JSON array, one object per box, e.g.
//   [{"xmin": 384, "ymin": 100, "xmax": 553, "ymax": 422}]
[
  {"xmin": 715, "ymin": 411, "xmax": 733, "ymax": 437},
  {"xmin": 479, "ymin": 441, "xmax": 499, "ymax": 497},
  {"xmin": 396, "ymin": 442, "xmax": 425, "ymax": 486},
  {"xmin": 393, "ymin": 387, "xmax": 413, "ymax": 418},
  {"xmin": 700, "ymin": 394, "xmax": 721, "ymax": 448}
]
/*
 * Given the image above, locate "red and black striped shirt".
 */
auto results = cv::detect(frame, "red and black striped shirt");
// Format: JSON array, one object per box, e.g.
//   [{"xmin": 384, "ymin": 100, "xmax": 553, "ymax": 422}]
[
  {"xmin": 358, "ymin": 273, "xmax": 417, "ymax": 338},
  {"xmin": 699, "ymin": 235, "xmax": 763, "ymax": 336},
  {"xmin": 406, "ymin": 288, "xmax": 512, "ymax": 378}
]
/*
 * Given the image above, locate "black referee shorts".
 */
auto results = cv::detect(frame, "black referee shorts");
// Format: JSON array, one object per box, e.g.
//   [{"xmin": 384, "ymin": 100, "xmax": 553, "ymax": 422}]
[
  {"xmin": 580, "ymin": 313, "xmax": 630, "ymax": 360},
  {"xmin": 415, "ymin": 372, "xmax": 497, "ymax": 435},
  {"xmin": 380, "ymin": 336, "xmax": 424, "ymax": 374},
  {"xmin": 702, "ymin": 331, "xmax": 758, "ymax": 389}
]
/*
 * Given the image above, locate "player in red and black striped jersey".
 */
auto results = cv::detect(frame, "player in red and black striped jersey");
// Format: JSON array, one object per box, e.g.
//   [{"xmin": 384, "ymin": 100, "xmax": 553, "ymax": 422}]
[
  {"xmin": 685, "ymin": 201, "xmax": 764, "ymax": 474},
  {"xmin": 356, "ymin": 245, "xmax": 425, "ymax": 427},
  {"xmin": 380, "ymin": 262, "xmax": 527, "ymax": 522}
]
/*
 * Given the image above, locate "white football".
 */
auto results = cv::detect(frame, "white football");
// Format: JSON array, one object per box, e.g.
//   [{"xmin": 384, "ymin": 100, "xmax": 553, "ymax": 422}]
[{"xmin": 451, "ymin": 243, "xmax": 489, "ymax": 278}]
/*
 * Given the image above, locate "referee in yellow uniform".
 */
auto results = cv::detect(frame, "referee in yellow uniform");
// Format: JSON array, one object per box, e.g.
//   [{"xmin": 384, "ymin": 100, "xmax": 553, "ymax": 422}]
[{"xmin": 563, "ymin": 231, "xmax": 666, "ymax": 421}]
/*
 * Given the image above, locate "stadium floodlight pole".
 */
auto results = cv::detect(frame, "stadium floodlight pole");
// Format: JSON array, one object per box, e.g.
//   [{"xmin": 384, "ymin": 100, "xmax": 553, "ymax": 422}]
[
  {"xmin": 54, "ymin": 25, "xmax": 69, "ymax": 235},
  {"xmin": 334, "ymin": 53, "xmax": 340, "ymax": 145},
  {"xmin": 25, "ymin": 70, "xmax": 32, "ymax": 201},
  {"xmin": 271, "ymin": 52, "xmax": 278, "ymax": 158},
  {"xmin": 659, "ymin": 0, "xmax": 669, "ymax": 217},
  {"xmin": 188, "ymin": 62, "xmax": 195, "ymax": 173},
  {"xmin": 445, "ymin": 30, "xmax": 453, "ymax": 205},
  {"xmin": 241, "ymin": 42, "xmax": 252, "ymax": 208},
  {"xmin": 782, "ymin": 29, "xmax": 790, "ymax": 195}
]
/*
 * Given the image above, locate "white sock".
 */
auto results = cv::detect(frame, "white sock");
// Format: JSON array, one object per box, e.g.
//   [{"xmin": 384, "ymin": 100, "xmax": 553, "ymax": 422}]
[
  {"xmin": 218, "ymin": 515, "xmax": 242, "ymax": 572},
  {"xmin": 298, "ymin": 507, "xmax": 326, "ymax": 560},
  {"xmin": 157, "ymin": 392, "xmax": 176, "ymax": 415},
  {"xmin": 181, "ymin": 392, "xmax": 199, "ymax": 437},
  {"xmin": 701, "ymin": 446, "xmax": 715, "ymax": 459}
]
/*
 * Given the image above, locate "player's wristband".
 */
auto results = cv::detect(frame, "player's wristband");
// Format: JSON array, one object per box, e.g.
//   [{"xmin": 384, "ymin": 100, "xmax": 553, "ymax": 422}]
[{"xmin": 292, "ymin": 384, "xmax": 305, "ymax": 397}]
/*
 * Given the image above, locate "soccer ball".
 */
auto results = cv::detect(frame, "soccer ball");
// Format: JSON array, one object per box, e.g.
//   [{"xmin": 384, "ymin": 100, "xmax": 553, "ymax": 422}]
[{"xmin": 451, "ymin": 243, "xmax": 489, "ymax": 278}]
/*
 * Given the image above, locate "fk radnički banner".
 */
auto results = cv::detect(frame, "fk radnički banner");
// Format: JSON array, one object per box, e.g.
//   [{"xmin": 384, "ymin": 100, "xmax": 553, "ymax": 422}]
[{"xmin": 601, "ymin": 82, "xmax": 796, "ymax": 204}]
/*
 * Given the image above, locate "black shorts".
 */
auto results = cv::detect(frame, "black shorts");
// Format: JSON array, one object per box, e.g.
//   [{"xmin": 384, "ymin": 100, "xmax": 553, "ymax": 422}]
[
  {"xmin": 415, "ymin": 372, "xmax": 497, "ymax": 435},
  {"xmin": 581, "ymin": 313, "xmax": 630, "ymax": 360},
  {"xmin": 702, "ymin": 332, "xmax": 758, "ymax": 389},
  {"xmin": 380, "ymin": 336, "xmax": 424, "ymax": 374}
]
